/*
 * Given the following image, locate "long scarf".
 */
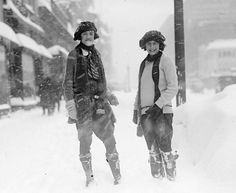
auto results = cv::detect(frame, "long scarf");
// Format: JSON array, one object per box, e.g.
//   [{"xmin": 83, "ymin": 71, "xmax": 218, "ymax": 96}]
[
  {"xmin": 77, "ymin": 43, "xmax": 104, "ymax": 81},
  {"xmin": 145, "ymin": 52, "xmax": 162, "ymax": 62},
  {"xmin": 137, "ymin": 51, "xmax": 162, "ymax": 117},
  {"xmin": 75, "ymin": 43, "xmax": 107, "ymax": 96}
]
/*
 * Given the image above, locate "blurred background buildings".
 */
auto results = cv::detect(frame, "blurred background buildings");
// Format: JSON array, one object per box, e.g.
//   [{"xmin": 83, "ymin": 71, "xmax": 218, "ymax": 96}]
[
  {"xmin": 1, "ymin": 0, "xmax": 236, "ymax": 116},
  {"xmin": 160, "ymin": 0, "xmax": 236, "ymax": 92},
  {"xmin": 0, "ymin": 0, "xmax": 112, "ymax": 116}
]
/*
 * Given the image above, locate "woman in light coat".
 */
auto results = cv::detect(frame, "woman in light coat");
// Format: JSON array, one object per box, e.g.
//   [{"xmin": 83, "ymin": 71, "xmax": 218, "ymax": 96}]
[{"xmin": 133, "ymin": 30, "xmax": 179, "ymax": 181}]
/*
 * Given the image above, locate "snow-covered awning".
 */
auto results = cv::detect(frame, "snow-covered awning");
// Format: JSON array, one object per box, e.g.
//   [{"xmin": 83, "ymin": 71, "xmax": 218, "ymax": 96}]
[
  {"xmin": 16, "ymin": 33, "xmax": 52, "ymax": 58},
  {"xmin": 0, "ymin": 104, "xmax": 10, "ymax": 111},
  {"xmin": 48, "ymin": 45, "xmax": 69, "ymax": 56},
  {"xmin": 7, "ymin": 0, "xmax": 44, "ymax": 33},
  {"xmin": 207, "ymin": 39, "xmax": 236, "ymax": 50},
  {"xmin": 0, "ymin": 22, "xmax": 20, "ymax": 45},
  {"xmin": 38, "ymin": 45, "xmax": 52, "ymax": 59},
  {"xmin": 16, "ymin": 33, "xmax": 40, "ymax": 54}
]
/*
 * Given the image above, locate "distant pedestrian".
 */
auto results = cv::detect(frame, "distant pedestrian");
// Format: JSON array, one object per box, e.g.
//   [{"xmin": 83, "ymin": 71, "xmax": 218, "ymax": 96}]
[
  {"xmin": 133, "ymin": 30, "xmax": 179, "ymax": 181},
  {"xmin": 51, "ymin": 79, "xmax": 62, "ymax": 112},
  {"xmin": 63, "ymin": 21, "xmax": 121, "ymax": 186},
  {"xmin": 38, "ymin": 77, "xmax": 55, "ymax": 115}
]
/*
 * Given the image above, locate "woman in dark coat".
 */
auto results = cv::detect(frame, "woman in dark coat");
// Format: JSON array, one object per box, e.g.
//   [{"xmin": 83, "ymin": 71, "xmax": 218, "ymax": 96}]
[{"xmin": 63, "ymin": 21, "xmax": 121, "ymax": 186}]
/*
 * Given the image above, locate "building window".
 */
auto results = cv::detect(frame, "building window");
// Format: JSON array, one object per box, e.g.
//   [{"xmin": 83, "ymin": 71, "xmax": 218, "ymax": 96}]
[{"xmin": 22, "ymin": 52, "xmax": 36, "ymax": 97}]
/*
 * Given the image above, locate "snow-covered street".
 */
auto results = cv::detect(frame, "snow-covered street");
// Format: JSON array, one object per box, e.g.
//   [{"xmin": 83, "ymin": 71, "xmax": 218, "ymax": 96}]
[
  {"xmin": 1, "ymin": 0, "xmax": 236, "ymax": 192},
  {"xmin": 1, "ymin": 90, "xmax": 236, "ymax": 193}
]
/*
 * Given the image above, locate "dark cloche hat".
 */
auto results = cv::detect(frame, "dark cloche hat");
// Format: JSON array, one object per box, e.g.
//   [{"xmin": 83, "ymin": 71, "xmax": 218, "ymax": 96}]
[
  {"xmin": 73, "ymin": 21, "xmax": 99, "ymax": 41},
  {"xmin": 139, "ymin": 30, "xmax": 166, "ymax": 50}
]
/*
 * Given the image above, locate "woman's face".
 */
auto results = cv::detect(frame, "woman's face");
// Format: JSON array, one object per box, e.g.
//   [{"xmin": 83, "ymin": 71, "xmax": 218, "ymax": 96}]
[
  {"xmin": 145, "ymin": 41, "xmax": 159, "ymax": 55},
  {"xmin": 81, "ymin": 31, "xmax": 95, "ymax": 46}
]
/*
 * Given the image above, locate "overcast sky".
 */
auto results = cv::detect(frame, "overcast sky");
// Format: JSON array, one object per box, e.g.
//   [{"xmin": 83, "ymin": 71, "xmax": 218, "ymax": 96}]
[{"xmin": 94, "ymin": 0, "xmax": 174, "ymax": 86}]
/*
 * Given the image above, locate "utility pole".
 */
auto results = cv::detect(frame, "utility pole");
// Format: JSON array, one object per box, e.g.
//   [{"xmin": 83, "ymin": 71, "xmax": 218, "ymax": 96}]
[{"xmin": 174, "ymin": 0, "xmax": 186, "ymax": 106}]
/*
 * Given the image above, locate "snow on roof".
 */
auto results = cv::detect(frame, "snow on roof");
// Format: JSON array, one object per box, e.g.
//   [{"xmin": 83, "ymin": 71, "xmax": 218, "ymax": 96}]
[
  {"xmin": 38, "ymin": 45, "xmax": 52, "ymax": 58},
  {"xmin": 38, "ymin": 0, "xmax": 52, "ymax": 12},
  {"xmin": 207, "ymin": 39, "xmax": 236, "ymax": 50},
  {"xmin": 8, "ymin": 0, "xmax": 44, "ymax": 33},
  {"xmin": 0, "ymin": 22, "xmax": 20, "ymax": 45},
  {"xmin": 48, "ymin": 45, "xmax": 69, "ymax": 56}
]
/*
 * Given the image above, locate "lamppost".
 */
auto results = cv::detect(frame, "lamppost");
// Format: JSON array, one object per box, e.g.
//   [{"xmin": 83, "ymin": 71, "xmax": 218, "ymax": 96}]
[{"xmin": 174, "ymin": 0, "xmax": 186, "ymax": 106}]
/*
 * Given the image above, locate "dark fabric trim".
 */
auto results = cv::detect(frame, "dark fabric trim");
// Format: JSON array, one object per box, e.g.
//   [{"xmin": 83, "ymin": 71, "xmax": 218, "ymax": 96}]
[{"xmin": 137, "ymin": 51, "xmax": 163, "ymax": 118}]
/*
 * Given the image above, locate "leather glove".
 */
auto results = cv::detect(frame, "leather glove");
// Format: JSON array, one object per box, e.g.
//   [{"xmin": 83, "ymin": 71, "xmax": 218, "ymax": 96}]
[
  {"xmin": 132, "ymin": 110, "xmax": 138, "ymax": 124},
  {"xmin": 68, "ymin": 117, "xmax": 77, "ymax": 124},
  {"xmin": 65, "ymin": 100, "xmax": 77, "ymax": 121},
  {"xmin": 136, "ymin": 123, "xmax": 144, "ymax": 137},
  {"xmin": 145, "ymin": 104, "xmax": 162, "ymax": 120},
  {"xmin": 107, "ymin": 93, "xmax": 119, "ymax": 106}
]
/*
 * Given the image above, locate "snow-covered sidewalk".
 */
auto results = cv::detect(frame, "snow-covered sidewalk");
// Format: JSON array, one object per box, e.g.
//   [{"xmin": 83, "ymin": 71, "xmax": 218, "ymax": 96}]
[{"xmin": 0, "ymin": 90, "xmax": 236, "ymax": 193}]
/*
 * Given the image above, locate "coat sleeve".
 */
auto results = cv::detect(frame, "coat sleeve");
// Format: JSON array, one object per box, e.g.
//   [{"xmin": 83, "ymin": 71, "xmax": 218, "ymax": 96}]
[
  {"xmin": 62, "ymin": 50, "xmax": 76, "ymax": 102},
  {"xmin": 155, "ymin": 56, "xmax": 178, "ymax": 108},
  {"xmin": 133, "ymin": 91, "xmax": 139, "ymax": 110}
]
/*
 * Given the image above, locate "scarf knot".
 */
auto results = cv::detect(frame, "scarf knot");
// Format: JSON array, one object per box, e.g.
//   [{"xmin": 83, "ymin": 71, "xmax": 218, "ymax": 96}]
[{"xmin": 145, "ymin": 51, "xmax": 162, "ymax": 62}]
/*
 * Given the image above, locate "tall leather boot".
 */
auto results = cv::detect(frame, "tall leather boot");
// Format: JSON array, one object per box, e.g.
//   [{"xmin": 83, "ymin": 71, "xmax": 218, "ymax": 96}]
[
  {"xmin": 80, "ymin": 153, "xmax": 94, "ymax": 187},
  {"xmin": 149, "ymin": 150, "xmax": 165, "ymax": 179},
  {"xmin": 106, "ymin": 152, "xmax": 121, "ymax": 185},
  {"xmin": 162, "ymin": 151, "xmax": 179, "ymax": 181}
]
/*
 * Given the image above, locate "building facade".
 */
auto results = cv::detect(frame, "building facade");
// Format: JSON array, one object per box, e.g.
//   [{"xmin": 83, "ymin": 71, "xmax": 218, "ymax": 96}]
[
  {"xmin": 160, "ymin": 0, "xmax": 236, "ymax": 90},
  {"xmin": 0, "ymin": 0, "xmax": 75, "ymax": 114},
  {"xmin": 1, "ymin": 0, "xmax": 113, "ymax": 115},
  {"xmin": 198, "ymin": 39, "xmax": 236, "ymax": 91}
]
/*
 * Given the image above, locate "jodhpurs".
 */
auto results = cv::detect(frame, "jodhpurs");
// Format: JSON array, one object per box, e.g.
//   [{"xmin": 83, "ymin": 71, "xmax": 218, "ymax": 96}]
[{"xmin": 140, "ymin": 113, "xmax": 173, "ymax": 153}]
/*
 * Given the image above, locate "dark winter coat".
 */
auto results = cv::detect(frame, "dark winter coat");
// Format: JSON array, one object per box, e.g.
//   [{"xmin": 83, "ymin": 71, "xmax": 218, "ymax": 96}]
[{"xmin": 63, "ymin": 45, "xmax": 116, "ymax": 124}]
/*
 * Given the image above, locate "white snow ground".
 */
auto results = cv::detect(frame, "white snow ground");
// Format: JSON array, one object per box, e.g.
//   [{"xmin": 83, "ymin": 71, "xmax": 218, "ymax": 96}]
[{"xmin": 1, "ymin": 87, "xmax": 236, "ymax": 193}]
